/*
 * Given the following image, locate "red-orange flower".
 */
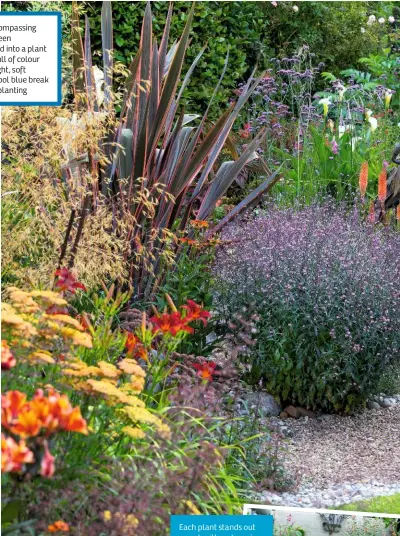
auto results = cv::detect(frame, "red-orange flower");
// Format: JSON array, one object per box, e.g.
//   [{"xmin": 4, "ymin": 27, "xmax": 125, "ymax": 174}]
[
  {"xmin": 190, "ymin": 219, "xmax": 209, "ymax": 229},
  {"xmin": 368, "ymin": 200, "xmax": 376, "ymax": 223},
  {"xmin": 1, "ymin": 433, "xmax": 34, "ymax": 473},
  {"xmin": 193, "ymin": 361, "xmax": 217, "ymax": 382},
  {"xmin": 48, "ymin": 521, "xmax": 70, "ymax": 533},
  {"xmin": 150, "ymin": 312, "xmax": 193, "ymax": 336},
  {"xmin": 2, "ymin": 390, "xmax": 27, "ymax": 427},
  {"xmin": 54, "ymin": 268, "xmax": 87, "ymax": 294},
  {"xmin": 40, "ymin": 441, "xmax": 55, "ymax": 477},
  {"xmin": 1, "ymin": 340, "xmax": 16, "ymax": 370},
  {"xmin": 2, "ymin": 389, "xmax": 88, "ymax": 438},
  {"xmin": 182, "ymin": 300, "xmax": 211, "ymax": 326},
  {"xmin": 396, "ymin": 205, "xmax": 400, "ymax": 221},
  {"xmin": 378, "ymin": 169, "xmax": 387, "ymax": 202},
  {"xmin": 358, "ymin": 161, "xmax": 368, "ymax": 199},
  {"xmin": 125, "ymin": 333, "xmax": 148, "ymax": 361},
  {"xmin": 179, "ymin": 237, "xmax": 198, "ymax": 246}
]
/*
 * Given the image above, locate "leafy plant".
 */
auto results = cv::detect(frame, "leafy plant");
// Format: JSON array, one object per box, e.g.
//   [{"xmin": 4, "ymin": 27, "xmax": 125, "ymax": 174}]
[
  {"xmin": 213, "ymin": 201, "xmax": 400, "ymax": 413},
  {"xmin": 65, "ymin": 1, "xmax": 279, "ymax": 301}
]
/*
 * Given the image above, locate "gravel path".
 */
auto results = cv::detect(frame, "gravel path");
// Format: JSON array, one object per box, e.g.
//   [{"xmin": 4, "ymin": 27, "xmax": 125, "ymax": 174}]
[{"xmin": 260, "ymin": 404, "xmax": 400, "ymax": 508}]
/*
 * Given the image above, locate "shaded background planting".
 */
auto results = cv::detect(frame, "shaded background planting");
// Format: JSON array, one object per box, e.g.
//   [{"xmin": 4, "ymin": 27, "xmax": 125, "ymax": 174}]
[{"xmin": 214, "ymin": 202, "xmax": 400, "ymax": 413}]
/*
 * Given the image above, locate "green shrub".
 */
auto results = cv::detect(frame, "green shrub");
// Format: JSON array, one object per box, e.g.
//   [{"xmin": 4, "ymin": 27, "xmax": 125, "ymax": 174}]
[{"xmin": 214, "ymin": 202, "xmax": 400, "ymax": 413}]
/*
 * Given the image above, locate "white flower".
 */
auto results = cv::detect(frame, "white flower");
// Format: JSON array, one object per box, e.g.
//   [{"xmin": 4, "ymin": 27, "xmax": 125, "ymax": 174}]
[
  {"xmin": 385, "ymin": 90, "xmax": 393, "ymax": 109},
  {"xmin": 337, "ymin": 84, "xmax": 347, "ymax": 101},
  {"xmin": 292, "ymin": 5, "xmax": 299, "ymax": 12},
  {"xmin": 367, "ymin": 15, "xmax": 376, "ymax": 25},
  {"xmin": 378, "ymin": 17, "xmax": 385, "ymax": 24},
  {"xmin": 361, "ymin": 27, "xmax": 366, "ymax": 33},
  {"xmin": 319, "ymin": 97, "xmax": 332, "ymax": 117},
  {"xmin": 388, "ymin": 16, "xmax": 395, "ymax": 23},
  {"xmin": 365, "ymin": 108, "xmax": 373, "ymax": 120},
  {"xmin": 368, "ymin": 116, "xmax": 378, "ymax": 132}
]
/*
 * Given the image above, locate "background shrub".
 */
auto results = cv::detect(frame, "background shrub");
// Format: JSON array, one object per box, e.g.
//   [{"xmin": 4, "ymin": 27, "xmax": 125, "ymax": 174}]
[
  {"xmin": 81, "ymin": 1, "xmax": 391, "ymax": 117},
  {"xmin": 213, "ymin": 201, "xmax": 400, "ymax": 413}
]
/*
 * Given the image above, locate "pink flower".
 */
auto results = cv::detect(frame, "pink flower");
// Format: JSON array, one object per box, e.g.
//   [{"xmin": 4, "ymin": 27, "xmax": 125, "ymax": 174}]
[
  {"xmin": 271, "ymin": 1, "xmax": 278, "ymax": 6},
  {"xmin": 331, "ymin": 140, "xmax": 339, "ymax": 155},
  {"xmin": 40, "ymin": 442, "xmax": 55, "ymax": 477}
]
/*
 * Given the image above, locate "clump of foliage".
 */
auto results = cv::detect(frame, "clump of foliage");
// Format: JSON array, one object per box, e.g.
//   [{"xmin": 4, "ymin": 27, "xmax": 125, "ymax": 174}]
[
  {"xmin": 214, "ymin": 201, "xmax": 400, "ymax": 413},
  {"xmin": 80, "ymin": 1, "xmax": 389, "ymax": 117}
]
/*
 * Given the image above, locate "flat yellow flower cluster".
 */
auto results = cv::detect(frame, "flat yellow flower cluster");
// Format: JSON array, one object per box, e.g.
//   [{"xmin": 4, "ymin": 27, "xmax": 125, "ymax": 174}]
[{"xmin": 2, "ymin": 287, "xmax": 92, "ymax": 365}]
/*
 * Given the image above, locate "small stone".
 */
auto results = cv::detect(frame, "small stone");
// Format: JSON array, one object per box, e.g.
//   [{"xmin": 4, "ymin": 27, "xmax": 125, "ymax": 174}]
[
  {"xmin": 280, "ymin": 411, "xmax": 289, "ymax": 419},
  {"xmin": 284, "ymin": 405, "xmax": 301, "ymax": 418},
  {"xmin": 367, "ymin": 401, "xmax": 380, "ymax": 410},
  {"xmin": 379, "ymin": 398, "xmax": 392, "ymax": 408},
  {"xmin": 297, "ymin": 406, "xmax": 316, "ymax": 418},
  {"xmin": 244, "ymin": 392, "xmax": 281, "ymax": 417}
]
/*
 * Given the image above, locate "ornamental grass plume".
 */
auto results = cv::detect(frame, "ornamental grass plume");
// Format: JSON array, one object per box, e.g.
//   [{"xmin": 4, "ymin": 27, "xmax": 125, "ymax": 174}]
[
  {"xmin": 359, "ymin": 161, "xmax": 369, "ymax": 199},
  {"xmin": 378, "ymin": 168, "xmax": 387, "ymax": 203}
]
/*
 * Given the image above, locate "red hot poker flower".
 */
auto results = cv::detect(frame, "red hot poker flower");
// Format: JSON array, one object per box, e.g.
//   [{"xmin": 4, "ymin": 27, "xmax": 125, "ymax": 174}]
[
  {"xmin": 182, "ymin": 300, "xmax": 211, "ymax": 326},
  {"xmin": 193, "ymin": 361, "xmax": 218, "ymax": 382},
  {"xmin": 54, "ymin": 268, "xmax": 87, "ymax": 294}
]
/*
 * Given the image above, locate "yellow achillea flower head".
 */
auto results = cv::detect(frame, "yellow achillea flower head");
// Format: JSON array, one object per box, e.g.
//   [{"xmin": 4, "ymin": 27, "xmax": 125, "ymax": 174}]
[
  {"xmin": 118, "ymin": 358, "xmax": 146, "ymax": 377},
  {"xmin": 97, "ymin": 361, "xmax": 121, "ymax": 379},
  {"xmin": 121, "ymin": 425, "xmax": 146, "ymax": 439}
]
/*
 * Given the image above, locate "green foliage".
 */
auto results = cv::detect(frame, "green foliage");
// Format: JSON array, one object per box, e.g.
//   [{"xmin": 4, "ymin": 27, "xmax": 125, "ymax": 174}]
[
  {"xmin": 66, "ymin": 1, "xmax": 278, "ymax": 301},
  {"xmin": 81, "ymin": 1, "xmax": 390, "ymax": 117},
  {"xmin": 337, "ymin": 493, "xmax": 400, "ymax": 514}
]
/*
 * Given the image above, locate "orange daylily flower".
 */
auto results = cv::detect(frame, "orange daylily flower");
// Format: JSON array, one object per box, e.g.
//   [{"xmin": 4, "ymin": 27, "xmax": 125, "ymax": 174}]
[
  {"xmin": 182, "ymin": 300, "xmax": 211, "ymax": 326},
  {"xmin": 2, "ymin": 390, "xmax": 27, "ymax": 427},
  {"xmin": 48, "ymin": 521, "xmax": 70, "ymax": 533},
  {"xmin": 2, "ymin": 389, "xmax": 88, "ymax": 437},
  {"xmin": 54, "ymin": 268, "xmax": 87, "ymax": 294},
  {"xmin": 12, "ymin": 409, "xmax": 42, "ymax": 438},
  {"xmin": 190, "ymin": 219, "xmax": 209, "ymax": 229},
  {"xmin": 150, "ymin": 312, "xmax": 193, "ymax": 336},
  {"xmin": 1, "ymin": 340, "xmax": 16, "ymax": 370},
  {"xmin": 193, "ymin": 361, "xmax": 218, "ymax": 382},
  {"xmin": 1, "ymin": 433, "xmax": 34, "ymax": 473},
  {"xmin": 125, "ymin": 332, "xmax": 148, "ymax": 361},
  {"xmin": 40, "ymin": 441, "xmax": 55, "ymax": 477}
]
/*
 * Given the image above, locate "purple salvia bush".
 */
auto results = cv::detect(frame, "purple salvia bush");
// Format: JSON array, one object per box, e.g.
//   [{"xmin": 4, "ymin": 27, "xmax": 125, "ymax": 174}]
[{"xmin": 214, "ymin": 201, "xmax": 400, "ymax": 413}]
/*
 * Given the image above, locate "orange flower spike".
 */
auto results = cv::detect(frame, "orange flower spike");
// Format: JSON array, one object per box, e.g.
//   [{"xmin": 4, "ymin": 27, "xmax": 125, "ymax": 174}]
[
  {"xmin": 396, "ymin": 205, "xmax": 400, "ymax": 221},
  {"xmin": 165, "ymin": 293, "xmax": 178, "ymax": 313},
  {"xmin": 368, "ymin": 201, "xmax": 376, "ymax": 224},
  {"xmin": 358, "ymin": 161, "xmax": 368, "ymax": 199},
  {"xmin": 1, "ymin": 340, "xmax": 16, "ymax": 370},
  {"xmin": 378, "ymin": 169, "xmax": 387, "ymax": 202},
  {"xmin": 48, "ymin": 521, "xmax": 70, "ymax": 533}
]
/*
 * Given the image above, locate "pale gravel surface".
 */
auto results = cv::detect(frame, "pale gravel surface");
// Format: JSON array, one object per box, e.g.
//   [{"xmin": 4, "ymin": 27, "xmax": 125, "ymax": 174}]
[
  {"xmin": 273, "ymin": 405, "xmax": 400, "ymax": 488},
  {"xmin": 259, "ymin": 404, "xmax": 400, "ymax": 507}
]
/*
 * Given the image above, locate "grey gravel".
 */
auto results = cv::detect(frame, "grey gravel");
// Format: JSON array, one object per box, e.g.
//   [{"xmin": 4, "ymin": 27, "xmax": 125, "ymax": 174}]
[{"xmin": 260, "ymin": 403, "xmax": 400, "ymax": 508}]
